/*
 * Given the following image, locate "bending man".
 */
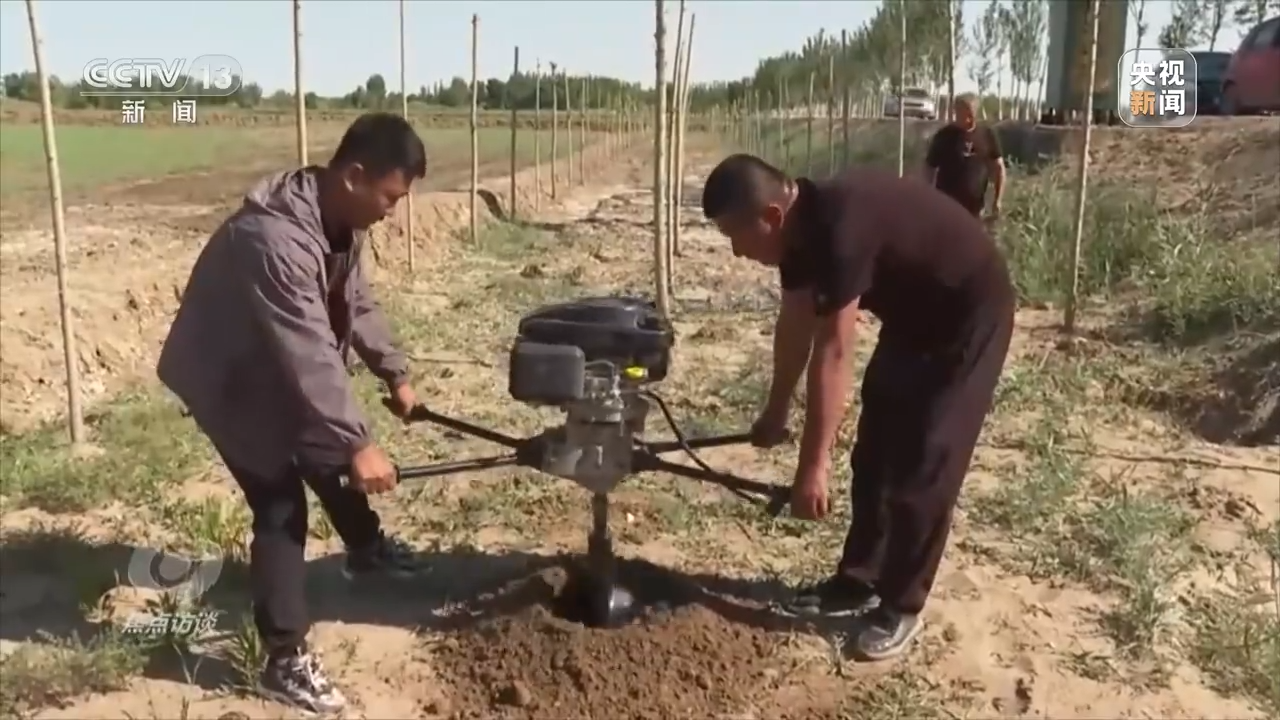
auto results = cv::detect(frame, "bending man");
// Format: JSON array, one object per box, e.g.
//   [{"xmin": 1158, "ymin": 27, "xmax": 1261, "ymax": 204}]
[
  {"xmin": 701, "ymin": 154, "xmax": 1014, "ymax": 661},
  {"xmin": 158, "ymin": 112, "xmax": 427, "ymax": 713}
]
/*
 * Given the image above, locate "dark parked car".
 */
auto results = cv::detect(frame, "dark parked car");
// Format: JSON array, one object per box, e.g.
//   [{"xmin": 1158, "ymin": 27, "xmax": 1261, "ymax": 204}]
[
  {"xmin": 1223, "ymin": 16, "xmax": 1280, "ymax": 114},
  {"xmin": 1192, "ymin": 50, "xmax": 1233, "ymax": 114}
]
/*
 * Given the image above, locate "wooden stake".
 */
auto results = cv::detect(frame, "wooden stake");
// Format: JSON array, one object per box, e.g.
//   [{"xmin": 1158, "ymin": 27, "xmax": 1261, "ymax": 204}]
[
  {"xmin": 578, "ymin": 77, "xmax": 587, "ymax": 183},
  {"xmin": 826, "ymin": 51, "xmax": 835, "ymax": 173},
  {"xmin": 623, "ymin": 98, "xmax": 632, "ymax": 151},
  {"xmin": 1064, "ymin": 0, "xmax": 1101, "ymax": 334},
  {"xmin": 840, "ymin": 28, "xmax": 851, "ymax": 168},
  {"xmin": 652, "ymin": 0, "xmax": 671, "ymax": 317},
  {"xmin": 672, "ymin": 13, "xmax": 695, "ymax": 259},
  {"xmin": 564, "ymin": 71, "xmax": 574, "ymax": 188},
  {"xmin": 399, "ymin": 0, "xmax": 414, "ymax": 272},
  {"xmin": 750, "ymin": 92, "xmax": 759, "ymax": 154},
  {"xmin": 535, "ymin": 60, "xmax": 542, "ymax": 210},
  {"xmin": 667, "ymin": 0, "xmax": 686, "ymax": 253},
  {"xmin": 776, "ymin": 79, "xmax": 786, "ymax": 164},
  {"xmin": 292, "ymin": 0, "xmax": 307, "ymax": 166},
  {"xmin": 605, "ymin": 92, "xmax": 614, "ymax": 157},
  {"xmin": 946, "ymin": 0, "xmax": 957, "ymax": 118},
  {"xmin": 597, "ymin": 84, "xmax": 606, "ymax": 158},
  {"xmin": 509, "ymin": 46, "xmax": 519, "ymax": 220},
  {"xmin": 24, "ymin": 0, "xmax": 84, "ymax": 446},
  {"xmin": 897, "ymin": 3, "xmax": 907, "ymax": 178},
  {"xmin": 805, "ymin": 70, "xmax": 816, "ymax": 174},
  {"xmin": 550, "ymin": 61, "xmax": 558, "ymax": 200},
  {"xmin": 469, "ymin": 14, "xmax": 479, "ymax": 245}
]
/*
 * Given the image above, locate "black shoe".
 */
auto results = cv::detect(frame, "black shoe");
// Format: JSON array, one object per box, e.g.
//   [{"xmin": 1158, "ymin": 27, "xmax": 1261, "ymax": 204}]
[
  {"xmin": 341, "ymin": 531, "xmax": 423, "ymax": 580},
  {"xmin": 258, "ymin": 650, "xmax": 347, "ymax": 715},
  {"xmin": 778, "ymin": 575, "xmax": 881, "ymax": 618}
]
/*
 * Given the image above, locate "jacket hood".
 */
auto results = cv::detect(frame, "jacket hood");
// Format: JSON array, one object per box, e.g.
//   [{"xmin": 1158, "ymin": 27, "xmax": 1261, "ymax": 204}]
[{"xmin": 243, "ymin": 167, "xmax": 325, "ymax": 238}]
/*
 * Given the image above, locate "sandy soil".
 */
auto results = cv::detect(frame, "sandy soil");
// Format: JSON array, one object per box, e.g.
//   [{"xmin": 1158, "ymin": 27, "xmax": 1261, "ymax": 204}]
[{"xmin": 0, "ymin": 118, "xmax": 1277, "ymax": 719}]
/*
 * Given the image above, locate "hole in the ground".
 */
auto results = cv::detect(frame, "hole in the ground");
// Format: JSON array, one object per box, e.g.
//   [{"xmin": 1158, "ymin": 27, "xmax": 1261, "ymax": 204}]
[
  {"xmin": 434, "ymin": 558, "xmax": 782, "ymax": 719},
  {"xmin": 546, "ymin": 558, "xmax": 700, "ymax": 629}
]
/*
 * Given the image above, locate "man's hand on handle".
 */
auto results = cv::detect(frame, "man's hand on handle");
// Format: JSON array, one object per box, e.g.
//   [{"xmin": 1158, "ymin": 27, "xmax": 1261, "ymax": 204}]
[
  {"xmin": 348, "ymin": 443, "xmax": 397, "ymax": 494},
  {"xmin": 752, "ymin": 406, "xmax": 830, "ymax": 520},
  {"xmin": 750, "ymin": 406, "xmax": 792, "ymax": 449},
  {"xmin": 385, "ymin": 383, "xmax": 419, "ymax": 422}
]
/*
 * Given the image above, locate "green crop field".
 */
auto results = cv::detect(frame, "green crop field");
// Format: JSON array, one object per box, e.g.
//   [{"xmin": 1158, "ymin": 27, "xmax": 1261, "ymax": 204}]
[
  {"xmin": 0, "ymin": 121, "xmax": 588, "ymax": 201},
  {"xmin": 0, "ymin": 125, "xmax": 270, "ymax": 196}
]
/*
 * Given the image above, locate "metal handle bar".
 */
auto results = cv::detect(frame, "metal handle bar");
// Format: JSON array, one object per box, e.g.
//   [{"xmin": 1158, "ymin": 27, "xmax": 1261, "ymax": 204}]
[
  {"xmin": 352, "ymin": 402, "xmax": 791, "ymax": 516},
  {"xmin": 338, "ymin": 453, "xmax": 519, "ymax": 489},
  {"xmin": 638, "ymin": 432, "xmax": 752, "ymax": 455},
  {"xmin": 638, "ymin": 455, "xmax": 790, "ymax": 518},
  {"xmin": 386, "ymin": 399, "xmax": 524, "ymax": 449},
  {"xmin": 395, "ymin": 401, "xmax": 761, "ymax": 457}
]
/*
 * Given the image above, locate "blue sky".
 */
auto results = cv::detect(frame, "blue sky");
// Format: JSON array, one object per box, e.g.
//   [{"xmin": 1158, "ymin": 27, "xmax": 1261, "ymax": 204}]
[{"xmin": 0, "ymin": 0, "xmax": 1253, "ymax": 97}]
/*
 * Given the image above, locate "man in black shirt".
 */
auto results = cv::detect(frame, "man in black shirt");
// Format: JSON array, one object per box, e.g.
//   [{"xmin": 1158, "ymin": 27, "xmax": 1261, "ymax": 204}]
[
  {"xmin": 924, "ymin": 93, "xmax": 1006, "ymax": 219},
  {"xmin": 700, "ymin": 155, "xmax": 1014, "ymax": 662}
]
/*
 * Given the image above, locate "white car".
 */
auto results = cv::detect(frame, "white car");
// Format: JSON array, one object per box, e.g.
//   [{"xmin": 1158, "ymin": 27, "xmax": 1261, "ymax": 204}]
[{"xmin": 883, "ymin": 88, "xmax": 938, "ymax": 120}]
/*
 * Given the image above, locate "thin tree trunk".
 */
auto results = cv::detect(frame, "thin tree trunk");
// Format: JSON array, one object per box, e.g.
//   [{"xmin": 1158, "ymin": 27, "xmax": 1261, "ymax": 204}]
[
  {"xmin": 534, "ymin": 61, "xmax": 542, "ymax": 210},
  {"xmin": 652, "ymin": 0, "xmax": 671, "ymax": 316},
  {"xmin": 1065, "ymin": 0, "xmax": 1101, "ymax": 334},
  {"xmin": 25, "ymin": 0, "xmax": 84, "ymax": 445}
]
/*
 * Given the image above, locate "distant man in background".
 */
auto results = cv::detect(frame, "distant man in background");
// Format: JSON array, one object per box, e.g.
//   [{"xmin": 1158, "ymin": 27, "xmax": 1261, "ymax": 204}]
[
  {"xmin": 924, "ymin": 93, "xmax": 1006, "ymax": 220},
  {"xmin": 157, "ymin": 113, "xmax": 428, "ymax": 714}
]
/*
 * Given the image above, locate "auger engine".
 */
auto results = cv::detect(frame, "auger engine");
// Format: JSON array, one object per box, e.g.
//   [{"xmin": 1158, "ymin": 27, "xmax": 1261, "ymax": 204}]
[
  {"xmin": 507, "ymin": 296, "xmax": 674, "ymax": 495},
  {"xmin": 344, "ymin": 294, "xmax": 785, "ymax": 628}
]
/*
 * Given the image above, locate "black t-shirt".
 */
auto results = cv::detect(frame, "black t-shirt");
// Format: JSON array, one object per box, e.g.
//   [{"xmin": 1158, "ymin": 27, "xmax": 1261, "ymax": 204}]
[
  {"xmin": 324, "ymin": 232, "xmax": 356, "ymax": 344},
  {"xmin": 925, "ymin": 124, "xmax": 1002, "ymax": 213},
  {"xmin": 779, "ymin": 169, "xmax": 1012, "ymax": 351}
]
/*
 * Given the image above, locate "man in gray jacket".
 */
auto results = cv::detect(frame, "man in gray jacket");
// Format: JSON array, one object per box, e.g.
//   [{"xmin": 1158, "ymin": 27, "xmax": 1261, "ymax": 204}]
[{"xmin": 158, "ymin": 112, "xmax": 427, "ymax": 714}]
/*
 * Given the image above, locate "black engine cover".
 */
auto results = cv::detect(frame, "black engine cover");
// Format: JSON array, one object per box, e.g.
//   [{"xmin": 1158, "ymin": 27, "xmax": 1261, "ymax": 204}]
[
  {"xmin": 518, "ymin": 296, "xmax": 673, "ymax": 378},
  {"xmin": 508, "ymin": 296, "xmax": 674, "ymax": 404}
]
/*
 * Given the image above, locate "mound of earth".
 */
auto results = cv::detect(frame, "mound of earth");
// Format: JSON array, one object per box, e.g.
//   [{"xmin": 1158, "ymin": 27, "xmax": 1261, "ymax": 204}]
[
  {"xmin": 1200, "ymin": 333, "xmax": 1280, "ymax": 446},
  {"xmin": 1131, "ymin": 332, "xmax": 1280, "ymax": 446},
  {"xmin": 433, "ymin": 560, "xmax": 781, "ymax": 720}
]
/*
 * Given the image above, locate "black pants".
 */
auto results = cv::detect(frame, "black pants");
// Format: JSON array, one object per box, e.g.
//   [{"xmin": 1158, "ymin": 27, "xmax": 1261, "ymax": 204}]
[
  {"xmin": 937, "ymin": 185, "xmax": 984, "ymax": 218},
  {"xmin": 837, "ymin": 298, "xmax": 1013, "ymax": 615},
  {"xmin": 957, "ymin": 196, "xmax": 984, "ymax": 218},
  {"xmin": 223, "ymin": 457, "xmax": 381, "ymax": 656}
]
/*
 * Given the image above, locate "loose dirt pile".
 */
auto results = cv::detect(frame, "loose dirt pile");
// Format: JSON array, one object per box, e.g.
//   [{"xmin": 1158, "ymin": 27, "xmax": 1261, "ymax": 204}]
[{"xmin": 434, "ymin": 560, "xmax": 781, "ymax": 720}]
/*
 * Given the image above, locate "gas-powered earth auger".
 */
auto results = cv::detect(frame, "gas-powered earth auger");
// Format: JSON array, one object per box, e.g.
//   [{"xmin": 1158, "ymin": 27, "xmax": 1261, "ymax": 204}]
[{"xmin": 343, "ymin": 296, "xmax": 791, "ymax": 628}]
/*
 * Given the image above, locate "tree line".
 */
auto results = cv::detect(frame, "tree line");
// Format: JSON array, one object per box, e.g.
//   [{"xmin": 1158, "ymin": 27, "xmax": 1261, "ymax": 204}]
[
  {"xmin": 5, "ymin": 0, "xmax": 1277, "ymax": 115},
  {"xmin": 1154, "ymin": 0, "xmax": 1280, "ymax": 50}
]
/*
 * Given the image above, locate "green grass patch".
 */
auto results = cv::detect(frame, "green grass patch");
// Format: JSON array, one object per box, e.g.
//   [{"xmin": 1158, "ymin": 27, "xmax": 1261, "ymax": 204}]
[
  {"xmin": 1185, "ymin": 585, "xmax": 1280, "ymax": 716},
  {"xmin": 0, "ymin": 631, "xmax": 150, "ymax": 719},
  {"xmin": 0, "ymin": 125, "xmax": 267, "ymax": 196},
  {"xmin": 0, "ymin": 391, "xmax": 209, "ymax": 513},
  {"xmin": 0, "ymin": 122, "xmax": 592, "ymax": 200}
]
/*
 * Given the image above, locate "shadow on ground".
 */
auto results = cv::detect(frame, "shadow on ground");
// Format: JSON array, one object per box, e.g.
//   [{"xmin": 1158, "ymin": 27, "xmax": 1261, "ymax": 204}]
[
  {"xmin": 1156, "ymin": 335, "xmax": 1280, "ymax": 447},
  {"xmin": 0, "ymin": 526, "xmax": 854, "ymax": 688}
]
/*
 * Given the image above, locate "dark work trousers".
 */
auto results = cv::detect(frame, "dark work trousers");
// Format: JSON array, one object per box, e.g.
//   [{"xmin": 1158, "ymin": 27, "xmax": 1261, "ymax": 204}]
[
  {"xmin": 934, "ymin": 182, "xmax": 985, "ymax": 219},
  {"xmin": 837, "ymin": 293, "xmax": 1014, "ymax": 615},
  {"xmin": 952, "ymin": 194, "xmax": 984, "ymax": 218},
  {"xmin": 222, "ymin": 456, "xmax": 382, "ymax": 656}
]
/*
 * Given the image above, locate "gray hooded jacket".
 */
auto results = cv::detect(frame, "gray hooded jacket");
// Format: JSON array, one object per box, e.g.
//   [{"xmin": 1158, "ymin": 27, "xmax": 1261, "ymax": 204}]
[{"xmin": 157, "ymin": 168, "xmax": 407, "ymax": 478}]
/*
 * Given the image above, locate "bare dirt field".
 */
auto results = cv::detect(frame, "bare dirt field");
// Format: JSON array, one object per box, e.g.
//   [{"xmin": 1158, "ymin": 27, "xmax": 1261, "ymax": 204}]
[{"xmin": 0, "ymin": 116, "xmax": 1277, "ymax": 719}]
